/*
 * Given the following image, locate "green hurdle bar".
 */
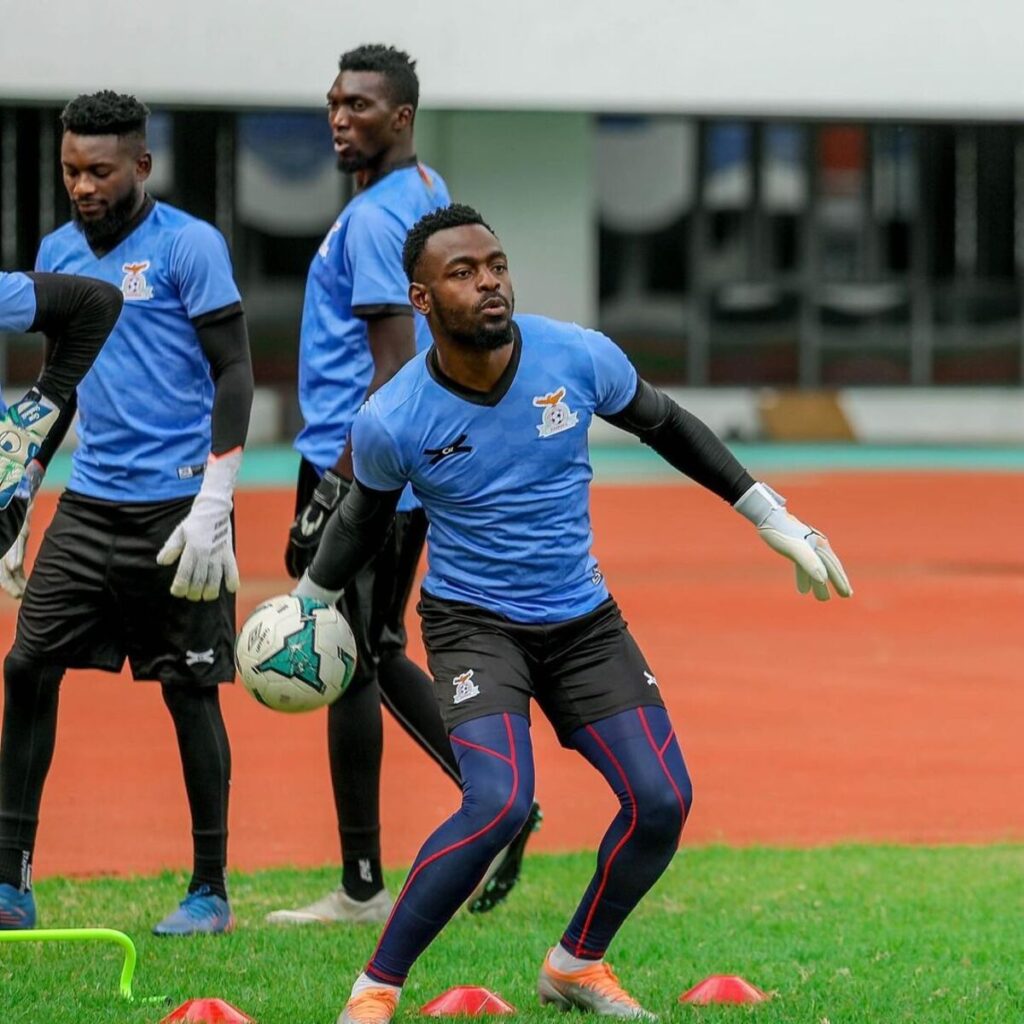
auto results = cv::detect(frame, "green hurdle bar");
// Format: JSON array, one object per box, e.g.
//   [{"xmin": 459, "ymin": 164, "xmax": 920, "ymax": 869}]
[{"xmin": 0, "ymin": 927, "xmax": 165, "ymax": 1003}]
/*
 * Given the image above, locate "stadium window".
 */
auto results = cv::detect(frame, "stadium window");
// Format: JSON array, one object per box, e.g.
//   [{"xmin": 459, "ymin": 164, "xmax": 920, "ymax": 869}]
[
  {"xmin": 596, "ymin": 115, "xmax": 693, "ymax": 382},
  {"xmin": 233, "ymin": 111, "xmax": 348, "ymax": 384}
]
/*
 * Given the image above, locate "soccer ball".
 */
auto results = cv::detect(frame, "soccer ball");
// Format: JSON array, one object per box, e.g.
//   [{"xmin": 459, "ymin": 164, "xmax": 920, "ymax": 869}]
[{"xmin": 234, "ymin": 594, "xmax": 357, "ymax": 712}]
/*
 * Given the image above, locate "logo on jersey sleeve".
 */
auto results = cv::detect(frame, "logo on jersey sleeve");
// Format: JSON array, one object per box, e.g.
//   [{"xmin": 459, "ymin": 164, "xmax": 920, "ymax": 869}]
[
  {"xmin": 121, "ymin": 261, "xmax": 154, "ymax": 301},
  {"xmin": 452, "ymin": 669, "xmax": 480, "ymax": 705},
  {"xmin": 533, "ymin": 387, "xmax": 579, "ymax": 438},
  {"xmin": 423, "ymin": 433, "xmax": 473, "ymax": 466},
  {"xmin": 318, "ymin": 219, "xmax": 342, "ymax": 259}
]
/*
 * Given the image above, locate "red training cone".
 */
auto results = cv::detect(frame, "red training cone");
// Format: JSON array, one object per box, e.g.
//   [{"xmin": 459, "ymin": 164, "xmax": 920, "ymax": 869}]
[
  {"xmin": 160, "ymin": 998, "xmax": 257, "ymax": 1023},
  {"xmin": 420, "ymin": 986, "xmax": 517, "ymax": 1016},
  {"xmin": 679, "ymin": 975, "xmax": 769, "ymax": 1005}
]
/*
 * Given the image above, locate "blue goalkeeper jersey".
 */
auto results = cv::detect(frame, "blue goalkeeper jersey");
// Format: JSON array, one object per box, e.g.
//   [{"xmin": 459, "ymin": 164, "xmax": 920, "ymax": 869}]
[
  {"xmin": 295, "ymin": 162, "xmax": 450, "ymax": 507},
  {"xmin": 351, "ymin": 315, "xmax": 639, "ymax": 623},
  {"xmin": 0, "ymin": 272, "xmax": 36, "ymax": 333},
  {"xmin": 36, "ymin": 200, "xmax": 241, "ymax": 501}
]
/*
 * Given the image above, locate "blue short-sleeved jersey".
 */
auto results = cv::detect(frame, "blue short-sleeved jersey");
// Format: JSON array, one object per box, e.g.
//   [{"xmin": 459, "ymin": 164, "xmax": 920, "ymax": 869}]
[
  {"xmin": 0, "ymin": 272, "xmax": 36, "ymax": 333},
  {"xmin": 295, "ymin": 163, "xmax": 450, "ymax": 496},
  {"xmin": 352, "ymin": 315, "xmax": 638, "ymax": 623},
  {"xmin": 35, "ymin": 201, "xmax": 241, "ymax": 501}
]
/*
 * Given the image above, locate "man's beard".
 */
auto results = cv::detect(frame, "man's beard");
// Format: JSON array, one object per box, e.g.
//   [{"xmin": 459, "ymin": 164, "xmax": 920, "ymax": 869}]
[
  {"xmin": 337, "ymin": 150, "xmax": 372, "ymax": 174},
  {"xmin": 436, "ymin": 294, "xmax": 516, "ymax": 351},
  {"xmin": 71, "ymin": 189, "xmax": 139, "ymax": 247}
]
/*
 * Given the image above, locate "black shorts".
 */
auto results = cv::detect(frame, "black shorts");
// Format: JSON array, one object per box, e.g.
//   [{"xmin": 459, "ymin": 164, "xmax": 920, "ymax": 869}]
[
  {"xmin": 13, "ymin": 490, "xmax": 236, "ymax": 687},
  {"xmin": 418, "ymin": 592, "xmax": 666, "ymax": 745},
  {"xmin": 295, "ymin": 459, "xmax": 426, "ymax": 688}
]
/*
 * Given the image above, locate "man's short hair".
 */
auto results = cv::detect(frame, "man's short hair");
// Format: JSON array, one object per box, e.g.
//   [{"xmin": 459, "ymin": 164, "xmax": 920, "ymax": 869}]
[
  {"xmin": 339, "ymin": 44, "xmax": 419, "ymax": 110},
  {"xmin": 402, "ymin": 204, "xmax": 497, "ymax": 281},
  {"xmin": 60, "ymin": 91, "xmax": 149, "ymax": 138}
]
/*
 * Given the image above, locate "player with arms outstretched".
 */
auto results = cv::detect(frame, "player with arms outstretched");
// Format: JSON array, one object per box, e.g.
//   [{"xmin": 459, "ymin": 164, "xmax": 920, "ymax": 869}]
[
  {"xmin": 0, "ymin": 92, "xmax": 253, "ymax": 935},
  {"xmin": 270, "ymin": 45, "xmax": 537, "ymax": 927},
  {"xmin": 293, "ymin": 204, "xmax": 852, "ymax": 1023}
]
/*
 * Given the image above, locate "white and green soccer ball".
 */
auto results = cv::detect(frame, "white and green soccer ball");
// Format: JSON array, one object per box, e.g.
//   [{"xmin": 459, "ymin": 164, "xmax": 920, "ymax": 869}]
[{"xmin": 234, "ymin": 594, "xmax": 357, "ymax": 712}]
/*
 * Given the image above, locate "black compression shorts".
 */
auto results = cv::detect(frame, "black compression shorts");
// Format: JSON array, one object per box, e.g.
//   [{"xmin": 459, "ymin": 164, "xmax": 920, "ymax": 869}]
[
  {"xmin": 418, "ymin": 592, "xmax": 666, "ymax": 745},
  {"xmin": 13, "ymin": 490, "xmax": 236, "ymax": 686}
]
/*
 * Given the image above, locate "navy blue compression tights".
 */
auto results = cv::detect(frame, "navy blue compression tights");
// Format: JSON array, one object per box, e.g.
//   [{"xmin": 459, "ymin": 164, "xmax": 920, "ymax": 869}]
[{"xmin": 366, "ymin": 706, "xmax": 691, "ymax": 985}]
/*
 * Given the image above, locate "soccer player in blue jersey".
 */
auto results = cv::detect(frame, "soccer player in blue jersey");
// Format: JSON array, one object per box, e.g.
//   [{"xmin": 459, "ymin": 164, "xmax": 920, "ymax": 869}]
[
  {"xmin": 269, "ymin": 45, "xmax": 538, "ymax": 927},
  {"xmin": 0, "ymin": 271, "xmax": 123, "ymax": 596},
  {"xmin": 294, "ymin": 204, "xmax": 852, "ymax": 1023},
  {"xmin": 0, "ymin": 92, "xmax": 253, "ymax": 936}
]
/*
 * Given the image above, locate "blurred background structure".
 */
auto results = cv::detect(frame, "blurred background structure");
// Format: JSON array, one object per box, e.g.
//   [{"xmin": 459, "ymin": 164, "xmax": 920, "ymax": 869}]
[{"xmin": 2, "ymin": 0, "xmax": 1023, "ymax": 444}]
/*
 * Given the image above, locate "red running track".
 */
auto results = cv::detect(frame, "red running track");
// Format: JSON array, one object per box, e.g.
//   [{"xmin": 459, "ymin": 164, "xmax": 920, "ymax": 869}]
[{"xmin": 0, "ymin": 473, "xmax": 1020, "ymax": 879}]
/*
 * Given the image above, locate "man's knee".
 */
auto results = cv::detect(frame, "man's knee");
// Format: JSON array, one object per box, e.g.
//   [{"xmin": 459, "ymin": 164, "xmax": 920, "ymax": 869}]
[
  {"xmin": 634, "ymin": 774, "xmax": 691, "ymax": 848},
  {"xmin": 4, "ymin": 649, "xmax": 61, "ymax": 695},
  {"xmin": 461, "ymin": 781, "xmax": 535, "ymax": 853}
]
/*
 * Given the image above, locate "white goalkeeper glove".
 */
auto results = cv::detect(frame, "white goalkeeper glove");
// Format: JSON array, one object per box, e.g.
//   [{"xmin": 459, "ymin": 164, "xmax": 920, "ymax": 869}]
[
  {"xmin": 156, "ymin": 448, "xmax": 241, "ymax": 601},
  {"xmin": 0, "ymin": 461, "xmax": 44, "ymax": 600},
  {"xmin": 292, "ymin": 571, "xmax": 343, "ymax": 606},
  {"xmin": 0, "ymin": 388, "xmax": 61, "ymax": 510},
  {"xmin": 734, "ymin": 482, "xmax": 853, "ymax": 601}
]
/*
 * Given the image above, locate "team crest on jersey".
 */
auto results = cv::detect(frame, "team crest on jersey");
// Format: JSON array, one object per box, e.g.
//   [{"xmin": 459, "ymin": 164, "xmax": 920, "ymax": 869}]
[
  {"xmin": 452, "ymin": 669, "xmax": 480, "ymax": 705},
  {"xmin": 533, "ymin": 387, "xmax": 579, "ymax": 438},
  {"xmin": 121, "ymin": 261, "xmax": 154, "ymax": 301}
]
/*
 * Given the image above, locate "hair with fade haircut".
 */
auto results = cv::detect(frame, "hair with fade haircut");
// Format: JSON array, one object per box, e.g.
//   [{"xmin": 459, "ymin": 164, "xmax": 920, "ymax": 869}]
[
  {"xmin": 339, "ymin": 43, "xmax": 420, "ymax": 110},
  {"xmin": 60, "ymin": 90, "xmax": 150, "ymax": 138},
  {"xmin": 403, "ymin": 203, "xmax": 497, "ymax": 281}
]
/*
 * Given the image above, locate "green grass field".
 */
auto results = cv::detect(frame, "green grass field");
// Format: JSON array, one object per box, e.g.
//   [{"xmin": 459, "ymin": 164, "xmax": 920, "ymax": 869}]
[{"xmin": 1, "ymin": 846, "xmax": 1021, "ymax": 1024}]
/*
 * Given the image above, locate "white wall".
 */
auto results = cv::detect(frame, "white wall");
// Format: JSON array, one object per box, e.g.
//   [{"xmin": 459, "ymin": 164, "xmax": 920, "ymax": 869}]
[{"xmin": 2, "ymin": 1, "xmax": 1023, "ymax": 119}]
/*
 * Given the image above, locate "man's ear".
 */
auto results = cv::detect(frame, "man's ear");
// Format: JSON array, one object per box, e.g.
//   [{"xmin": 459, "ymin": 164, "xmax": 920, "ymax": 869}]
[
  {"xmin": 409, "ymin": 281, "xmax": 430, "ymax": 316},
  {"xmin": 136, "ymin": 150, "xmax": 153, "ymax": 183},
  {"xmin": 392, "ymin": 104, "xmax": 414, "ymax": 133}
]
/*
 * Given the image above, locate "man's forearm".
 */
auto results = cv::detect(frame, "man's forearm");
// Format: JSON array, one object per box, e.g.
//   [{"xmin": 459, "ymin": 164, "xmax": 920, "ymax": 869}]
[
  {"xmin": 196, "ymin": 310, "xmax": 254, "ymax": 454},
  {"xmin": 26, "ymin": 272, "xmax": 123, "ymax": 403},
  {"xmin": 301, "ymin": 480, "xmax": 402, "ymax": 595}
]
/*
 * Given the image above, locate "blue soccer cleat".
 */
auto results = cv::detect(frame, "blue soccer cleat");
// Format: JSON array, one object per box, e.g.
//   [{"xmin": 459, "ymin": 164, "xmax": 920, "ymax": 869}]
[
  {"xmin": 152, "ymin": 885, "xmax": 234, "ymax": 937},
  {"xmin": 0, "ymin": 883, "xmax": 36, "ymax": 930}
]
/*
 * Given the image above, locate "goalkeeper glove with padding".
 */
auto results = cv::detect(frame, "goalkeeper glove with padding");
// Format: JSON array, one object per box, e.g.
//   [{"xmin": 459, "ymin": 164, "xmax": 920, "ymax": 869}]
[
  {"xmin": 285, "ymin": 469, "xmax": 348, "ymax": 579},
  {"xmin": 0, "ymin": 460, "xmax": 44, "ymax": 600},
  {"xmin": 0, "ymin": 388, "xmax": 61, "ymax": 510},
  {"xmin": 157, "ymin": 448, "xmax": 241, "ymax": 601},
  {"xmin": 734, "ymin": 481, "xmax": 853, "ymax": 601}
]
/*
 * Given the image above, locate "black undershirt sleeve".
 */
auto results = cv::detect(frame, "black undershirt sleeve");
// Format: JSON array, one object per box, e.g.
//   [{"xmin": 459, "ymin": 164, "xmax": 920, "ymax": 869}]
[
  {"xmin": 32, "ymin": 393, "xmax": 77, "ymax": 470},
  {"xmin": 308, "ymin": 480, "xmax": 402, "ymax": 592},
  {"xmin": 25, "ymin": 272, "xmax": 123, "ymax": 404},
  {"xmin": 601, "ymin": 378, "xmax": 755, "ymax": 503},
  {"xmin": 194, "ymin": 307, "xmax": 254, "ymax": 455}
]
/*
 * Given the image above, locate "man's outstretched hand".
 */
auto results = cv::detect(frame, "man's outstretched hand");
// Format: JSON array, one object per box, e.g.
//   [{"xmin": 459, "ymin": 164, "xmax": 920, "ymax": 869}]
[{"xmin": 734, "ymin": 482, "xmax": 853, "ymax": 601}]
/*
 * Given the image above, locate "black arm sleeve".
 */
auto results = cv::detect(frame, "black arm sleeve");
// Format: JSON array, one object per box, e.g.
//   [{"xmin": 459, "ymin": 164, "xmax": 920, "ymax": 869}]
[
  {"xmin": 32, "ymin": 393, "xmax": 77, "ymax": 470},
  {"xmin": 308, "ymin": 480, "xmax": 402, "ymax": 592},
  {"xmin": 601, "ymin": 378, "xmax": 755, "ymax": 503},
  {"xmin": 25, "ymin": 272, "xmax": 123, "ymax": 403},
  {"xmin": 195, "ymin": 308, "xmax": 254, "ymax": 454}
]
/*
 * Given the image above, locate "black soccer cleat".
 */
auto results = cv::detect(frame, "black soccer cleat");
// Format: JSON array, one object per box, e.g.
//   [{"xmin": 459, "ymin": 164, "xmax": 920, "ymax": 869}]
[{"xmin": 467, "ymin": 801, "xmax": 543, "ymax": 914}]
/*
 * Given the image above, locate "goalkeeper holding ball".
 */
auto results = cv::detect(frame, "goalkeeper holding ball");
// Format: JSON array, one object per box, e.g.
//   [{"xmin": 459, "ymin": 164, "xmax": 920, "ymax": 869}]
[
  {"xmin": 0, "ymin": 91, "xmax": 253, "ymax": 937},
  {"xmin": 294, "ymin": 204, "xmax": 852, "ymax": 1024}
]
